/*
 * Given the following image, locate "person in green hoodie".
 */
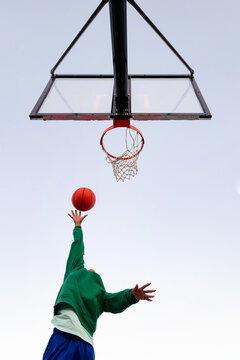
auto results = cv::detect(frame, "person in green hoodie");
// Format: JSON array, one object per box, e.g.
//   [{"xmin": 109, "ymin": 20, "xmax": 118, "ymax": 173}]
[{"xmin": 42, "ymin": 210, "xmax": 156, "ymax": 360}]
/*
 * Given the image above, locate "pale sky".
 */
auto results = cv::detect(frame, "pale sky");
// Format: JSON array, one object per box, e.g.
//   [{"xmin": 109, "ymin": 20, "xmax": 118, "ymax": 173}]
[{"xmin": 1, "ymin": 0, "xmax": 240, "ymax": 359}]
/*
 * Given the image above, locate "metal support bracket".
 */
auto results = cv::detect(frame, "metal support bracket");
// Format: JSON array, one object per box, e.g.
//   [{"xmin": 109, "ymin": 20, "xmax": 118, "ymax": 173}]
[
  {"xmin": 50, "ymin": 0, "xmax": 109, "ymax": 75},
  {"xmin": 127, "ymin": 0, "xmax": 194, "ymax": 75}
]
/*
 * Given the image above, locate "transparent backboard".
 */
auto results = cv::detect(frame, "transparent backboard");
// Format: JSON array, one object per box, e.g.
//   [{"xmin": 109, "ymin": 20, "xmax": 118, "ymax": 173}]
[
  {"xmin": 132, "ymin": 78, "xmax": 203, "ymax": 114},
  {"xmin": 30, "ymin": 75, "xmax": 211, "ymax": 121},
  {"xmin": 38, "ymin": 78, "xmax": 114, "ymax": 114}
]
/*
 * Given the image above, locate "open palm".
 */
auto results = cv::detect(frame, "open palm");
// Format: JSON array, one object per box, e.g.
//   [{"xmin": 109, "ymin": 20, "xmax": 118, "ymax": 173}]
[
  {"xmin": 68, "ymin": 210, "xmax": 87, "ymax": 226},
  {"xmin": 132, "ymin": 283, "xmax": 156, "ymax": 301}
]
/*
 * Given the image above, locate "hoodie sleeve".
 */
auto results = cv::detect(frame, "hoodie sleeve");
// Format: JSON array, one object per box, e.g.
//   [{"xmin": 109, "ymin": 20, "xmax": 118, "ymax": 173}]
[
  {"xmin": 103, "ymin": 289, "xmax": 139, "ymax": 313},
  {"xmin": 64, "ymin": 226, "xmax": 84, "ymax": 280}
]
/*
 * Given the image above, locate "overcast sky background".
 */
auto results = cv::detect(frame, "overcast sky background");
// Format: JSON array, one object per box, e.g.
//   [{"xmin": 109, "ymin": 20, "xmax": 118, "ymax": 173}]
[{"xmin": 1, "ymin": 0, "xmax": 240, "ymax": 359}]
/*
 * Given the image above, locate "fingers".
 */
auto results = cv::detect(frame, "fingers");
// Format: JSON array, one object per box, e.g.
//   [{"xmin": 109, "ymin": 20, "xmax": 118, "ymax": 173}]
[
  {"xmin": 70, "ymin": 210, "xmax": 82, "ymax": 217},
  {"xmin": 68, "ymin": 210, "xmax": 86, "ymax": 223},
  {"xmin": 132, "ymin": 284, "xmax": 138, "ymax": 296},
  {"xmin": 81, "ymin": 214, "xmax": 88, "ymax": 223},
  {"xmin": 144, "ymin": 295, "xmax": 155, "ymax": 301},
  {"xmin": 136, "ymin": 282, "xmax": 156, "ymax": 302},
  {"xmin": 139, "ymin": 282, "xmax": 151, "ymax": 290}
]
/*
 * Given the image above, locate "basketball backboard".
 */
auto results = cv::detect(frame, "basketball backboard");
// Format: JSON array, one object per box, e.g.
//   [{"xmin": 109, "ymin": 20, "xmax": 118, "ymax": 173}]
[
  {"xmin": 30, "ymin": 74, "xmax": 211, "ymax": 121},
  {"xmin": 29, "ymin": 0, "xmax": 212, "ymax": 181}
]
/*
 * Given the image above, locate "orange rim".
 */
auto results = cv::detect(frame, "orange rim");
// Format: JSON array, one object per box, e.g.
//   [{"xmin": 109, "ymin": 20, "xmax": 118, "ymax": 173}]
[{"xmin": 100, "ymin": 125, "xmax": 145, "ymax": 160}]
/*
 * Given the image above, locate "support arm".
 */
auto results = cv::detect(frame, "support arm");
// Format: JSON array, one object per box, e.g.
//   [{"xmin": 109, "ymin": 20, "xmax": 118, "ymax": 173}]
[
  {"xmin": 51, "ymin": 0, "xmax": 109, "ymax": 75},
  {"xmin": 128, "ymin": 0, "xmax": 194, "ymax": 75}
]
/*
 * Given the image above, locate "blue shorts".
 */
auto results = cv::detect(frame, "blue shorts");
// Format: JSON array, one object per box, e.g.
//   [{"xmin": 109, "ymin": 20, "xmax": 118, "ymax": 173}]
[{"xmin": 42, "ymin": 328, "xmax": 95, "ymax": 360}]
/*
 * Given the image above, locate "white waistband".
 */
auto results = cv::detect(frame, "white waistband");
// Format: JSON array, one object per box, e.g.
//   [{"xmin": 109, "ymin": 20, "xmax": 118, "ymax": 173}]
[{"xmin": 51, "ymin": 307, "xmax": 94, "ymax": 346}]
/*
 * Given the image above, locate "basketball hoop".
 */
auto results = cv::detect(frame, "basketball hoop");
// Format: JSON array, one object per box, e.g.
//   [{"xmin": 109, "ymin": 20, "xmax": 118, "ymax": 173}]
[{"xmin": 100, "ymin": 120, "xmax": 144, "ymax": 182}]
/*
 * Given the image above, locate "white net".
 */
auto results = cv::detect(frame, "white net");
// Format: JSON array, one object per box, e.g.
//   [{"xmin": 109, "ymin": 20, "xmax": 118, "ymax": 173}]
[{"xmin": 104, "ymin": 127, "xmax": 143, "ymax": 182}]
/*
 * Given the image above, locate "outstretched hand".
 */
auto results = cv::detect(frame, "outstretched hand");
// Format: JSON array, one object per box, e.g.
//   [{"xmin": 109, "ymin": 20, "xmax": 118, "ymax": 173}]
[
  {"xmin": 132, "ymin": 283, "xmax": 156, "ymax": 301},
  {"xmin": 68, "ymin": 210, "xmax": 87, "ymax": 227}
]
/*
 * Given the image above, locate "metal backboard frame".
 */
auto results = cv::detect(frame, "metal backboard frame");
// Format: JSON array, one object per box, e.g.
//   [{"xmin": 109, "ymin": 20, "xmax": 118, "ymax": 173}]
[{"xmin": 30, "ymin": 74, "xmax": 211, "ymax": 121}]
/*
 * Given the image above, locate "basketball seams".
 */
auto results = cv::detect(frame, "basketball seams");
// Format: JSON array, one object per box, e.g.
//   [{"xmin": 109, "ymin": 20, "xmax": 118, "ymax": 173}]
[
  {"xmin": 80, "ymin": 188, "xmax": 85, "ymax": 211},
  {"xmin": 85, "ymin": 189, "xmax": 92, "ymax": 211}
]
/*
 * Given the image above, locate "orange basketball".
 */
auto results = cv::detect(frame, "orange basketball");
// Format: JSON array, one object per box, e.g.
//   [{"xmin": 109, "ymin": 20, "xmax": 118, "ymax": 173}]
[{"xmin": 72, "ymin": 188, "xmax": 96, "ymax": 211}]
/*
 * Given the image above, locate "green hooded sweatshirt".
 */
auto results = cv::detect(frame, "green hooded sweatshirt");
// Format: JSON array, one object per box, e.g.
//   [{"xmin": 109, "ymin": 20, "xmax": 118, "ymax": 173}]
[{"xmin": 54, "ymin": 226, "xmax": 139, "ymax": 336}]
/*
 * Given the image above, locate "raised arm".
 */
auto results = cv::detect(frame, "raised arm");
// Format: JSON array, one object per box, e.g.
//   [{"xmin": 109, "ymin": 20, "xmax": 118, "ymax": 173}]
[{"xmin": 64, "ymin": 210, "xmax": 87, "ymax": 280}]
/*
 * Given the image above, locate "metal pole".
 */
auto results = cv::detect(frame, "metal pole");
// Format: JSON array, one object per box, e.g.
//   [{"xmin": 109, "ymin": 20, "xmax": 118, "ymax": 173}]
[
  {"xmin": 51, "ymin": 0, "xmax": 109, "ymax": 75},
  {"xmin": 109, "ymin": 0, "xmax": 129, "ymax": 115},
  {"xmin": 128, "ymin": 0, "xmax": 194, "ymax": 75}
]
